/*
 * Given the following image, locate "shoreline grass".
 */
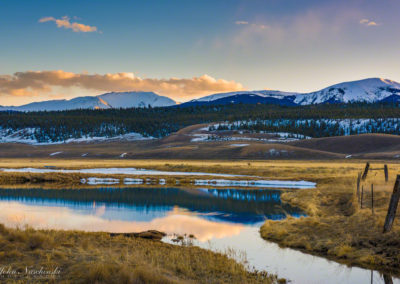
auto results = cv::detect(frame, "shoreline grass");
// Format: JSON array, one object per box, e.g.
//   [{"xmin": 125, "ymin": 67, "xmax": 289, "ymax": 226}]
[
  {"xmin": 0, "ymin": 224, "xmax": 278, "ymax": 283},
  {"xmin": 261, "ymin": 164, "xmax": 400, "ymax": 277}
]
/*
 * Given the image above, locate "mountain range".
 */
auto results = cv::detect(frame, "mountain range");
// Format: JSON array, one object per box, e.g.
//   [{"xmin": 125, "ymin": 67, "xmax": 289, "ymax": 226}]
[
  {"xmin": 1, "ymin": 78, "xmax": 400, "ymax": 111},
  {"xmin": 0, "ymin": 92, "xmax": 176, "ymax": 112}
]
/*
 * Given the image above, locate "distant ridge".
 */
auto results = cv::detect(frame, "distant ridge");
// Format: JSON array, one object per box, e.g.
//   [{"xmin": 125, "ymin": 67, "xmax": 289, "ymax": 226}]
[
  {"xmin": 179, "ymin": 78, "xmax": 400, "ymax": 107},
  {"xmin": 1, "ymin": 78, "xmax": 400, "ymax": 111},
  {"xmin": 1, "ymin": 91, "xmax": 176, "ymax": 112}
]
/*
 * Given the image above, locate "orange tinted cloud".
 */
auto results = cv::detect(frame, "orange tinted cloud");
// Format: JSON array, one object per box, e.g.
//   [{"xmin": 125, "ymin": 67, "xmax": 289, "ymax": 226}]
[
  {"xmin": 39, "ymin": 16, "xmax": 98, "ymax": 33},
  {"xmin": 0, "ymin": 70, "xmax": 245, "ymax": 100},
  {"xmin": 359, "ymin": 19, "xmax": 379, "ymax": 26}
]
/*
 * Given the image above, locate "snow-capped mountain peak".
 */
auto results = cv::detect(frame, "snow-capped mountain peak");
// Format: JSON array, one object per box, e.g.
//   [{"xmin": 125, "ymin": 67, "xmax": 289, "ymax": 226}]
[
  {"xmin": 294, "ymin": 78, "xmax": 400, "ymax": 105},
  {"xmin": 1, "ymin": 91, "xmax": 176, "ymax": 112},
  {"xmin": 184, "ymin": 78, "xmax": 400, "ymax": 107}
]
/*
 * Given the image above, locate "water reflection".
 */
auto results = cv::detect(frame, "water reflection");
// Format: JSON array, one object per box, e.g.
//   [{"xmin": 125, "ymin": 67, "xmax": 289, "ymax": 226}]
[
  {"xmin": 0, "ymin": 187, "xmax": 304, "ymax": 225},
  {"xmin": 0, "ymin": 186, "xmax": 397, "ymax": 283}
]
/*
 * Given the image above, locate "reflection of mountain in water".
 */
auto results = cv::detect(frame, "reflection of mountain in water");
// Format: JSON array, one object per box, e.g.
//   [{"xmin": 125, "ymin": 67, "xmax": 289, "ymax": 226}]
[{"xmin": 0, "ymin": 187, "xmax": 304, "ymax": 225}]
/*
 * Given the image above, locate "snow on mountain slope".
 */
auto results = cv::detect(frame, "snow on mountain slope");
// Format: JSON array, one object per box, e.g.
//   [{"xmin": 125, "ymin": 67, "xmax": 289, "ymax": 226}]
[
  {"xmin": 1, "ymin": 91, "xmax": 177, "ymax": 112},
  {"xmin": 2, "ymin": 78, "xmax": 400, "ymax": 111},
  {"xmin": 193, "ymin": 90, "xmax": 298, "ymax": 102},
  {"xmin": 188, "ymin": 78, "xmax": 400, "ymax": 106},
  {"xmin": 14, "ymin": 96, "xmax": 109, "ymax": 112},
  {"xmin": 295, "ymin": 78, "xmax": 400, "ymax": 105},
  {"xmin": 99, "ymin": 92, "xmax": 176, "ymax": 108}
]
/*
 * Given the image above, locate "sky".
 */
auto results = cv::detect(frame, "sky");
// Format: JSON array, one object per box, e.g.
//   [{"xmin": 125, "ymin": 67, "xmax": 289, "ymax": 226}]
[{"xmin": 0, "ymin": 0, "xmax": 399, "ymax": 105}]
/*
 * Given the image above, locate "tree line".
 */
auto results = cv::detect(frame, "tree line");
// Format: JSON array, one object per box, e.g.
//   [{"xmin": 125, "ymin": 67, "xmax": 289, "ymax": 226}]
[{"xmin": 1, "ymin": 102, "xmax": 400, "ymax": 142}]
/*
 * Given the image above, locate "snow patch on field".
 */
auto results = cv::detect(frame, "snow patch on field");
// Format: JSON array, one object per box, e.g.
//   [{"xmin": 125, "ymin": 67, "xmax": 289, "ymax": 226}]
[
  {"xmin": 123, "ymin": 178, "xmax": 143, "ymax": 185},
  {"xmin": 194, "ymin": 179, "xmax": 316, "ymax": 189},
  {"xmin": 120, "ymin": 153, "xmax": 127, "ymax": 158},
  {"xmin": 49, "ymin": 152, "xmax": 62, "ymax": 156},
  {"xmin": 81, "ymin": 177, "xmax": 120, "ymax": 185},
  {"xmin": 230, "ymin": 144, "xmax": 249, "ymax": 147}
]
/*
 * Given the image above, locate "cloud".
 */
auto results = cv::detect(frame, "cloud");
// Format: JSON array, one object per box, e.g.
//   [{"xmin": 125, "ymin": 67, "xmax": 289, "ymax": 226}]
[
  {"xmin": 0, "ymin": 71, "xmax": 245, "ymax": 101},
  {"xmin": 359, "ymin": 19, "xmax": 379, "ymax": 26},
  {"xmin": 235, "ymin": 21, "xmax": 249, "ymax": 25},
  {"xmin": 39, "ymin": 16, "xmax": 98, "ymax": 33}
]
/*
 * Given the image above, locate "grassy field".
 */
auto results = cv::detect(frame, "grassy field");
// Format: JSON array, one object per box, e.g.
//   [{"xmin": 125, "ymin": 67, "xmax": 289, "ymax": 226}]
[
  {"xmin": 0, "ymin": 224, "xmax": 278, "ymax": 283},
  {"xmin": 261, "ymin": 162, "xmax": 400, "ymax": 276}
]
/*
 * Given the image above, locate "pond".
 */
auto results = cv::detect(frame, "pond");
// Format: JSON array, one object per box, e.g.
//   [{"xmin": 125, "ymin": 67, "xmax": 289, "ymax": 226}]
[{"xmin": 0, "ymin": 186, "xmax": 397, "ymax": 284}]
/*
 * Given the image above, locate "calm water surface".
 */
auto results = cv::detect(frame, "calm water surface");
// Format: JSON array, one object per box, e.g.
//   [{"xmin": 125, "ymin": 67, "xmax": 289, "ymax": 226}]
[{"xmin": 0, "ymin": 186, "xmax": 397, "ymax": 284}]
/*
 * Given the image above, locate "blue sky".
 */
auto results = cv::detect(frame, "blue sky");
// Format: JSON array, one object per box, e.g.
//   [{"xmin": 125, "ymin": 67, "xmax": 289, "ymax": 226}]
[{"xmin": 0, "ymin": 0, "xmax": 399, "ymax": 105}]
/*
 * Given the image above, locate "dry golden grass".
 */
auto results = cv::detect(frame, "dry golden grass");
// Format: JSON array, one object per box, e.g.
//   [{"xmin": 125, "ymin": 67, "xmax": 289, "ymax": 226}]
[
  {"xmin": 261, "ymin": 162, "xmax": 400, "ymax": 276},
  {"xmin": 0, "ymin": 224, "xmax": 277, "ymax": 283}
]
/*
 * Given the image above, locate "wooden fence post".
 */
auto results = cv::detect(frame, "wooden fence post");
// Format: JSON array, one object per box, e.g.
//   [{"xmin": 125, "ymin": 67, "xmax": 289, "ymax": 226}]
[
  {"xmin": 384, "ymin": 164, "xmax": 389, "ymax": 182},
  {"xmin": 357, "ymin": 172, "xmax": 361, "ymax": 203},
  {"xmin": 361, "ymin": 186, "xmax": 364, "ymax": 209},
  {"xmin": 362, "ymin": 162, "xmax": 370, "ymax": 180},
  {"xmin": 383, "ymin": 274, "xmax": 394, "ymax": 284},
  {"xmin": 383, "ymin": 175, "xmax": 400, "ymax": 233},
  {"xmin": 371, "ymin": 184, "xmax": 374, "ymax": 215}
]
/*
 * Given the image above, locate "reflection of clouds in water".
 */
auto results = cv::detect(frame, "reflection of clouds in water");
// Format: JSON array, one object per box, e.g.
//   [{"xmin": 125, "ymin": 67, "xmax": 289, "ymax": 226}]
[
  {"xmin": 0, "ymin": 202, "xmax": 243, "ymax": 242},
  {"xmin": 94, "ymin": 204, "xmax": 106, "ymax": 217}
]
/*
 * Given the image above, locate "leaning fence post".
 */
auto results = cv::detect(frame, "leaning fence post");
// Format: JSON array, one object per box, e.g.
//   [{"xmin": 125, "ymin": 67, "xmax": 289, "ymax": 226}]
[
  {"xmin": 371, "ymin": 184, "xmax": 374, "ymax": 215},
  {"xmin": 383, "ymin": 175, "xmax": 400, "ymax": 233},
  {"xmin": 383, "ymin": 274, "xmax": 394, "ymax": 284},
  {"xmin": 357, "ymin": 172, "xmax": 361, "ymax": 203},
  {"xmin": 361, "ymin": 186, "xmax": 364, "ymax": 209},
  {"xmin": 362, "ymin": 162, "xmax": 370, "ymax": 180},
  {"xmin": 384, "ymin": 164, "xmax": 389, "ymax": 182}
]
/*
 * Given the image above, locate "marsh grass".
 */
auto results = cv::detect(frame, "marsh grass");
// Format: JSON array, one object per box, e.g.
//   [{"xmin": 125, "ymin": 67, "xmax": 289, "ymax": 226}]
[
  {"xmin": 261, "ymin": 163, "xmax": 400, "ymax": 276},
  {"xmin": 0, "ymin": 224, "xmax": 277, "ymax": 283}
]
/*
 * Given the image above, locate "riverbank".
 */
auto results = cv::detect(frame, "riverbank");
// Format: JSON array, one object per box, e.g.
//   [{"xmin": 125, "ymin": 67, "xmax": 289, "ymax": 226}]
[
  {"xmin": 261, "ymin": 163, "xmax": 400, "ymax": 277},
  {"xmin": 0, "ymin": 224, "xmax": 278, "ymax": 283}
]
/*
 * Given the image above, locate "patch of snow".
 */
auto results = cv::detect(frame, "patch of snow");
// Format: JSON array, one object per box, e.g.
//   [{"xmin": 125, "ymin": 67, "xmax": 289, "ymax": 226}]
[
  {"xmin": 120, "ymin": 153, "xmax": 127, "ymax": 158},
  {"xmin": 194, "ymin": 179, "xmax": 316, "ymax": 189},
  {"xmin": 81, "ymin": 153, "xmax": 88, "ymax": 157},
  {"xmin": 191, "ymin": 134, "xmax": 210, "ymax": 142},
  {"xmin": 123, "ymin": 178, "xmax": 143, "ymax": 185},
  {"xmin": 345, "ymin": 155, "xmax": 352, "ymax": 159},
  {"xmin": 49, "ymin": 152, "xmax": 62, "ymax": 156},
  {"xmin": 230, "ymin": 144, "xmax": 249, "ymax": 147},
  {"xmin": 84, "ymin": 177, "xmax": 120, "ymax": 185}
]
